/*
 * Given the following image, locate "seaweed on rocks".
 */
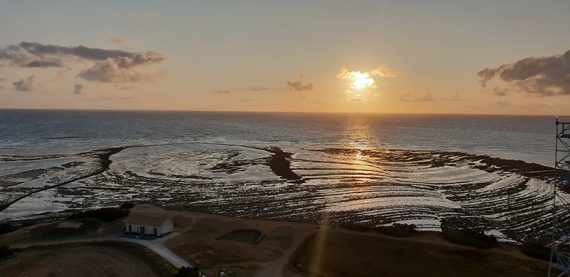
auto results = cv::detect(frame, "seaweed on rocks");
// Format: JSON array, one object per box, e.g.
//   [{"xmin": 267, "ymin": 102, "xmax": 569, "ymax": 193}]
[{"xmin": 265, "ymin": 147, "xmax": 303, "ymax": 182}]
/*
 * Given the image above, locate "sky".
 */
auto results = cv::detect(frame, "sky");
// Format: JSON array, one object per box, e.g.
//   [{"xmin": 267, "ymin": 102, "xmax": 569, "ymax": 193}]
[{"xmin": 0, "ymin": 0, "xmax": 569, "ymax": 115}]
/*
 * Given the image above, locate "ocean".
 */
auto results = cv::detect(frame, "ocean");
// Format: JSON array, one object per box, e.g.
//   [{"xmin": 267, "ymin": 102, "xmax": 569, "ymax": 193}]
[
  {"xmin": 0, "ymin": 110, "xmax": 568, "ymax": 242},
  {"xmin": 0, "ymin": 110, "xmax": 562, "ymax": 165}
]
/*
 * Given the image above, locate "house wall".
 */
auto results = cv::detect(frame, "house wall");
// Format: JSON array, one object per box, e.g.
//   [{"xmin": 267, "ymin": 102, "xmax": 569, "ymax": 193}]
[
  {"xmin": 160, "ymin": 219, "xmax": 174, "ymax": 234},
  {"xmin": 126, "ymin": 218, "xmax": 173, "ymax": 236},
  {"xmin": 127, "ymin": 223, "xmax": 160, "ymax": 236}
]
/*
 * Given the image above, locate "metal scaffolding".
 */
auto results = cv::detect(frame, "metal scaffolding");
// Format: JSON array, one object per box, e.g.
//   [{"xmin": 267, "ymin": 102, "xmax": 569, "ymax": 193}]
[{"xmin": 549, "ymin": 118, "xmax": 570, "ymax": 277}]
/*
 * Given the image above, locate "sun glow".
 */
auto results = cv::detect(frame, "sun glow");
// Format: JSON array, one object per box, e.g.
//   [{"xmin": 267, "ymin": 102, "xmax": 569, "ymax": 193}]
[
  {"xmin": 350, "ymin": 72, "xmax": 375, "ymax": 90},
  {"xmin": 337, "ymin": 65, "xmax": 400, "ymax": 93},
  {"xmin": 338, "ymin": 70, "xmax": 376, "ymax": 90}
]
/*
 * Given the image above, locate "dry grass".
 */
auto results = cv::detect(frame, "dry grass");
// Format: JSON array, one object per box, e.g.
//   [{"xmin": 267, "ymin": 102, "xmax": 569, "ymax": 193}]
[
  {"xmin": 289, "ymin": 230, "xmax": 549, "ymax": 277},
  {"xmin": 0, "ymin": 241, "xmax": 176, "ymax": 277}
]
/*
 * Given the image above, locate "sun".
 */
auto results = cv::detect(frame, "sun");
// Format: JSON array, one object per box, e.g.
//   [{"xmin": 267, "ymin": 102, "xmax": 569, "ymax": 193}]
[
  {"xmin": 350, "ymin": 72, "xmax": 375, "ymax": 90},
  {"xmin": 338, "ymin": 69, "xmax": 377, "ymax": 91}
]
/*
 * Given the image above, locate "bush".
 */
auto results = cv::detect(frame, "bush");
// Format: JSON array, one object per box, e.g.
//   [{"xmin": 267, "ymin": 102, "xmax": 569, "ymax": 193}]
[
  {"xmin": 521, "ymin": 240, "xmax": 551, "ymax": 261},
  {"xmin": 176, "ymin": 266, "xmax": 201, "ymax": 277},
  {"xmin": 338, "ymin": 222, "xmax": 371, "ymax": 232},
  {"xmin": 69, "ymin": 208, "xmax": 129, "ymax": 222},
  {"xmin": 0, "ymin": 223, "xmax": 17, "ymax": 235},
  {"xmin": 0, "ymin": 245, "xmax": 14, "ymax": 259},
  {"xmin": 119, "ymin": 202, "xmax": 135, "ymax": 209},
  {"xmin": 375, "ymin": 223, "xmax": 417, "ymax": 237},
  {"xmin": 440, "ymin": 217, "xmax": 497, "ymax": 249}
]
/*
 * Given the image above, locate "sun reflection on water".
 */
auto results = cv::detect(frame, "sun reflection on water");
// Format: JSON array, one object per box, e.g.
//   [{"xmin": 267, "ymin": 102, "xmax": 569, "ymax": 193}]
[{"xmin": 311, "ymin": 116, "xmax": 384, "ymax": 273}]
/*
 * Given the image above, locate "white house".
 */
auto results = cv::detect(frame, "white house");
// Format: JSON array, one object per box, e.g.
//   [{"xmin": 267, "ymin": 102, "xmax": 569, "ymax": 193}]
[{"xmin": 125, "ymin": 214, "xmax": 173, "ymax": 237}]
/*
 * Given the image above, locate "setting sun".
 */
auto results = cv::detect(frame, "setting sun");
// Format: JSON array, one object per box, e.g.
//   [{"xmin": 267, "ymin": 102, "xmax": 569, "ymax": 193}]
[
  {"xmin": 337, "ymin": 68, "xmax": 380, "ymax": 95},
  {"xmin": 350, "ymin": 72, "xmax": 375, "ymax": 90}
]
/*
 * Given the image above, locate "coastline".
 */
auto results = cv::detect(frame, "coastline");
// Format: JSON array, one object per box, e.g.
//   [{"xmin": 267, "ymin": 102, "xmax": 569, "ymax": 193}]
[{"xmin": 1, "ymin": 143, "xmax": 568, "ymax": 244}]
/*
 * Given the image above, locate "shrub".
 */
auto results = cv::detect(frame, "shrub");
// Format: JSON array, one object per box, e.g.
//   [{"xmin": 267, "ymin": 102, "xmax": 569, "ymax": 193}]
[
  {"xmin": 69, "ymin": 208, "xmax": 129, "ymax": 222},
  {"xmin": 440, "ymin": 217, "xmax": 497, "ymax": 249},
  {"xmin": 0, "ymin": 245, "xmax": 14, "ymax": 259},
  {"xmin": 0, "ymin": 222, "xmax": 17, "ymax": 235},
  {"xmin": 338, "ymin": 222, "xmax": 371, "ymax": 232},
  {"xmin": 375, "ymin": 223, "xmax": 417, "ymax": 237},
  {"xmin": 119, "ymin": 202, "xmax": 135, "ymax": 209},
  {"xmin": 176, "ymin": 266, "xmax": 201, "ymax": 277},
  {"xmin": 521, "ymin": 240, "xmax": 551, "ymax": 261}
]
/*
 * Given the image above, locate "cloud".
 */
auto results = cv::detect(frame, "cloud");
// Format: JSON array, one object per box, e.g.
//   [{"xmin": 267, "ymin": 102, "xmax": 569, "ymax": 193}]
[
  {"xmin": 111, "ymin": 36, "xmax": 127, "ymax": 46},
  {"xmin": 492, "ymin": 87, "xmax": 509, "ymax": 96},
  {"xmin": 496, "ymin": 101, "xmax": 511, "ymax": 107},
  {"xmin": 442, "ymin": 92, "xmax": 468, "ymax": 101},
  {"xmin": 210, "ymin": 89, "xmax": 230, "ymax": 94},
  {"xmin": 477, "ymin": 50, "xmax": 570, "ymax": 96},
  {"xmin": 370, "ymin": 64, "xmax": 402, "ymax": 78},
  {"xmin": 25, "ymin": 59, "xmax": 64, "ymax": 68},
  {"xmin": 94, "ymin": 95, "xmax": 138, "ymax": 101},
  {"xmin": 399, "ymin": 93, "xmax": 435, "ymax": 102},
  {"xmin": 248, "ymin": 85, "xmax": 269, "ymax": 91},
  {"xmin": 286, "ymin": 74, "xmax": 313, "ymax": 91},
  {"xmin": 15, "ymin": 42, "xmax": 163, "ymax": 65},
  {"xmin": 74, "ymin": 84, "xmax": 83, "ymax": 94},
  {"xmin": 0, "ymin": 42, "xmax": 165, "ymax": 83},
  {"xmin": 12, "ymin": 75, "xmax": 36, "ymax": 91},
  {"xmin": 78, "ymin": 58, "xmax": 161, "ymax": 83}
]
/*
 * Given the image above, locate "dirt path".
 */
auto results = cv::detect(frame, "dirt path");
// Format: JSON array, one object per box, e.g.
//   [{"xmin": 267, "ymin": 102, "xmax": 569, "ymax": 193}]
[{"xmin": 120, "ymin": 232, "xmax": 192, "ymax": 268}]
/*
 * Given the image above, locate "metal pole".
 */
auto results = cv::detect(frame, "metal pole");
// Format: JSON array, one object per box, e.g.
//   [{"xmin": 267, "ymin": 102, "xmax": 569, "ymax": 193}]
[{"xmin": 549, "ymin": 118, "xmax": 560, "ymax": 277}]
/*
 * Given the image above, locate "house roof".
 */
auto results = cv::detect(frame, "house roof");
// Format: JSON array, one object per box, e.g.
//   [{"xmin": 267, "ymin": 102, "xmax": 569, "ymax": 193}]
[{"xmin": 126, "ymin": 214, "xmax": 170, "ymax": 227}]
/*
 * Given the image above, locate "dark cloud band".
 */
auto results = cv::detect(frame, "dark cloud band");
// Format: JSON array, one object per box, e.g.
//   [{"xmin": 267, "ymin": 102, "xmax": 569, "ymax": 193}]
[
  {"xmin": 478, "ymin": 50, "xmax": 570, "ymax": 96},
  {"xmin": 0, "ymin": 42, "xmax": 165, "ymax": 83}
]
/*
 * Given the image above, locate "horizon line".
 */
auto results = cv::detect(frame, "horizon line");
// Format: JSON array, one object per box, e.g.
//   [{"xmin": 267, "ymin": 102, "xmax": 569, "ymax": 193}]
[{"xmin": 0, "ymin": 107, "xmax": 567, "ymax": 117}]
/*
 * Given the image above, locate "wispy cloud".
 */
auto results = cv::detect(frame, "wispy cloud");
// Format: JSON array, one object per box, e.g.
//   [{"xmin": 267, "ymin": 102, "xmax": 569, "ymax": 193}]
[
  {"xmin": 248, "ymin": 85, "xmax": 269, "ymax": 91},
  {"xmin": 492, "ymin": 87, "xmax": 509, "ymax": 96},
  {"xmin": 477, "ymin": 50, "xmax": 570, "ymax": 96},
  {"xmin": 12, "ymin": 75, "xmax": 36, "ymax": 91},
  {"xmin": 442, "ymin": 92, "xmax": 468, "ymax": 101},
  {"xmin": 210, "ymin": 89, "xmax": 230, "ymax": 94},
  {"xmin": 496, "ymin": 101, "xmax": 510, "ymax": 107},
  {"xmin": 286, "ymin": 74, "xmax": 313, "ymax": 91},
  {"xmin": 111, "ymin": 36, "xmax": 127, "ymax": 46},
  {"xmin": 399, "ymin": 93, "xmax": 434, "ymax": 102},
  {"xmin": 73, "ymin": 84, "xmax": 83, "ymax": 95}
]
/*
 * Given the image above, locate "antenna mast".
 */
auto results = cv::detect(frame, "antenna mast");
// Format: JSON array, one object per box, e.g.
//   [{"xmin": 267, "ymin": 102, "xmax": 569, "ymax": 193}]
[{"xmin": 549, "ymin": 117, "xmax": 570, "ymax": 276}]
